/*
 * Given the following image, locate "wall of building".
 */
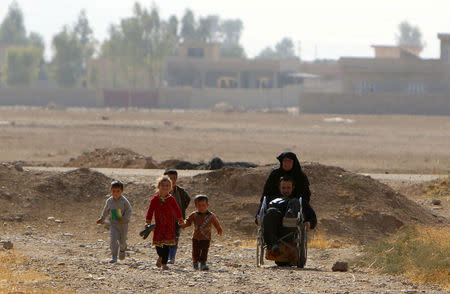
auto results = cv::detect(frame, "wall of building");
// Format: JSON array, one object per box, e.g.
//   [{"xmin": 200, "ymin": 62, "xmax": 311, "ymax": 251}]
[
  {"xmin": 159, "ymin": 86, "xmax": 302, "ymax": 109},
  {"xmin": 0, "ymin": 88, "xmax": 100, "ymax": 107},
  {"xmin": 300, "ymin": 92, "xmax": 450, "ymax": 115}
]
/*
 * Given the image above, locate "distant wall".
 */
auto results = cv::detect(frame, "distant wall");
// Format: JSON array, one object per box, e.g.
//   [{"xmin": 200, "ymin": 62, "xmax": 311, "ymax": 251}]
[
  {"xmin": 0, "ymin": 88, "xmax": 99, "ymax": 107},
  {"xmin": 159, "ymin": 86, "xmax": 301, "ymax": 109},
  {"xmin": 300, "ymin": 92, "xmax": 450, "ymax": 115}
]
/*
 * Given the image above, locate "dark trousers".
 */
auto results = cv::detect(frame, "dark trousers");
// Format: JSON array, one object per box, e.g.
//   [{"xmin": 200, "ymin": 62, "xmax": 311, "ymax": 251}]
[
  {"xmin": 263, "ymin": 204, "xmax": 317, "ymax": 246},
  {"xmin": 155, "ymin": 245, "xmax": 170, "ymax": 264},
  {"xmin": 192, "ymin": 239, "xmax": 210, "ymax": 263}
]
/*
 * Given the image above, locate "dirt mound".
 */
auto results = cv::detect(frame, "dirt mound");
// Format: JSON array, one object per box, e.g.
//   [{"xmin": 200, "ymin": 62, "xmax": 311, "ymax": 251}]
[
  {"xmin": 160, "ymin": 157, "xmax": 258, "ymax": 170},
  {"xmin": 178, "ymin": 163, "xmax": 440, "ymax": 244},
  {"xmin": 35, "ymin": 168, "xmax": 112, "ymax": 202},
  {"xmin": 64, "ymin": 148, "xmax": 159, "ymax": 169}
]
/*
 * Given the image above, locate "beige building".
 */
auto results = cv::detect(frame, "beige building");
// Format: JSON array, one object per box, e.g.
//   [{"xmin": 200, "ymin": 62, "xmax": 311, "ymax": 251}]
[
  {"xmin": 166, "ymin": 42, "xmax": 304, "ymax": 89},
  {"xmin": 339, "ymin": 34, "xmax": 450, "ymax": 95}
]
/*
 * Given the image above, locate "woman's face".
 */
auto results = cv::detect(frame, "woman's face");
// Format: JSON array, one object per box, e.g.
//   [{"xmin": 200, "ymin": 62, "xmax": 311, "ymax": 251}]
[{"xmin": 282, "ymin": 157, "xmax": 294, "ymax": 171}]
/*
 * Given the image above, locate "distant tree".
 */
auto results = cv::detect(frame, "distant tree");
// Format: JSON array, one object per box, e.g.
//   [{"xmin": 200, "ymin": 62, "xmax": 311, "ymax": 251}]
[
  {"xmin": 396, "ymin": 21, "xmax": 425, "ymax": 48},
  {"xmin": 51, "ymin": 27, "xmax": 83, "ymax": 87},
  {"xmin": 257, "ymin": 46, "xmax": 276, "ymax": 58},
  {"xmin": 220, "ymin": 19, "xmax": 245, "ymax": 58},
  {"xmin": 257, "ymin": 37, "xmax": 297, "ymax": 59},
  {"xmin": 181, "ymin": 9, "xmax": 198, "ymax": 42},
  {"xmin": 1, "ymin": 46, "xmax": 42, "ymax": 87},
  {"xmin": 28, "ymin": 32, "xmax": 44, "ymax": 49},
  {"xmin": 100, "ymin": 2, "xmax": 176, "ymax": 88},
  {"xmin": 198, "ymin": 15, "xmax": 221, "ymax": 43},
  {"xmin": 221, "ymin": 19, "xmax": 243, "ymax": 45},
  {"xmin": 220, "ymin": 43, "xmax": 246, "ymax": 58},
  {"xmin": 0, "ymin": 1, "xmax": 27, "ymax": 45},
  {"xmin": 274, "ymin": 37, "xmax": 295, "ymax": 58},
  {"xmin": 74, "ymin": 10, "xmax": 96, "ymax": 79}
]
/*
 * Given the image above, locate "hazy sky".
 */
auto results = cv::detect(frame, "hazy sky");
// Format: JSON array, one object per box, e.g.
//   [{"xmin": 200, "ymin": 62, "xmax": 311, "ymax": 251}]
[{"xmin": 2, "ymin": 0, "xmax": 450, "ymax": 61}]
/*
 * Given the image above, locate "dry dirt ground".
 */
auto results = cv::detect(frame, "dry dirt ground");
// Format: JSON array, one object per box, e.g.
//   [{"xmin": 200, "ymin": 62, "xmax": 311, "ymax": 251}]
[
  {"xmin": 0, "ymin": 107, "xmax": 449, "ymax": 173},
  {"xmin": 0, "ymin": 163, "xmax": 447, "ymax": 293},
  {"xmin": 0, "ymin": 107, "xmax": 449, "ymax": 293}
]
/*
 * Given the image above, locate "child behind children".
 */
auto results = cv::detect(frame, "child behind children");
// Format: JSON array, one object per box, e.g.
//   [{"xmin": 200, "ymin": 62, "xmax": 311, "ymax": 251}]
[
  {"xmin": 163, "ymin": 169, "xmax": 191, "ymax": 264},
  {"xmin": 96, "ymin": 180, "xmax": 132, "ymax": 263},
  {"xmin": 182, "ymin": 195, "xmax": 223, "ymax": 271},
  {"xmin": 145, "ymin": 176, "xmax": 184, "ymax": 270}
]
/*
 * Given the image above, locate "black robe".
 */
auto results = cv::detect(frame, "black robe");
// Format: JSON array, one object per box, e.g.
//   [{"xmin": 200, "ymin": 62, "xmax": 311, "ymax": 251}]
[{"xmin": 261, "ymin": 152, "xmax": 311, "ymax": 204}]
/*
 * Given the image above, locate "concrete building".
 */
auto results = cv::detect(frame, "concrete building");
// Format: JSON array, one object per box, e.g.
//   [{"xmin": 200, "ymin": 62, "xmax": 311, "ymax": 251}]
[
  {"xmin": 166, "ymin": 42, "xmax": 304, "ymax": 89},
  {"xmin": 339, "ymin": 34, "xmax": 450, "ymax": 95}
]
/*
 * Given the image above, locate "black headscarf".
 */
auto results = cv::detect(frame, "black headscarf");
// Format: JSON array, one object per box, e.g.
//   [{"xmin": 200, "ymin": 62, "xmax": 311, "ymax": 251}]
[{"xmin": 261, "ymin": 152, "xmax": 311, "ymax": 204}]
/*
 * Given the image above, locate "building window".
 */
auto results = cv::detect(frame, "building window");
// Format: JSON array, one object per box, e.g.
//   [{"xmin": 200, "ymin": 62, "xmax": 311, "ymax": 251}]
[
  {"xmin": 188, "ymin": 48, "xmax": 204, "ymax": 58},
  {"xmin": 356, "ymin": 81, "xmax": 375, "ymax": 93},
  {"xmin": 406, "ymin": 83, "xmax": 425, "ymax": 94}
]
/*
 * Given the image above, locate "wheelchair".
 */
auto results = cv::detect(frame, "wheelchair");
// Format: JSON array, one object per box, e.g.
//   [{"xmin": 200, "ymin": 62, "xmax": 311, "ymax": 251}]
[{"xmin": 256, "ymin": 196, "xmax": 307, "ymax": 268}]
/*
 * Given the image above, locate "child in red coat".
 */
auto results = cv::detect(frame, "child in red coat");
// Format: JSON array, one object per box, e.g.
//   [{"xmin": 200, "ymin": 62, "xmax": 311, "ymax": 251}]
[{"xmin": 145, "ymin": 176, "xmax": 183, "ymax": 270}]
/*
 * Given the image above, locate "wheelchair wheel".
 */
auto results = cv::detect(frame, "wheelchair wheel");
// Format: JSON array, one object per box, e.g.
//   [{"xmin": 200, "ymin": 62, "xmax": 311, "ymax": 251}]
[
  {"xmin": 256, "ymin": 227, "xmax": 265, "ymax": 267},
  {"xmin": 296, "ymin": 224, "xmax": 307, "ymax": 268}
]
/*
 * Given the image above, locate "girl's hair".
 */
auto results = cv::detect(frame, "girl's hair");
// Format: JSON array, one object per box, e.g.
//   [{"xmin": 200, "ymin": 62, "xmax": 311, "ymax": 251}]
[{"xmin": 156, "ymin": 175, "xmax": 172, "ymax": 189}]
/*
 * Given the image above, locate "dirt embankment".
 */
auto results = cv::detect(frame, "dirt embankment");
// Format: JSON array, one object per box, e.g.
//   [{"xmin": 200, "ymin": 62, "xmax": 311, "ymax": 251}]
[
  {"xmin": 62, "ymin": 148, "xmax": 258, "ymax": 171},
  {"xmin": 178, "ymin": 163, "xmax": 442, "ymax": 243},
  {"xmin": 1, "ymin": 161, "xmax": 440, "ymax": 244}
]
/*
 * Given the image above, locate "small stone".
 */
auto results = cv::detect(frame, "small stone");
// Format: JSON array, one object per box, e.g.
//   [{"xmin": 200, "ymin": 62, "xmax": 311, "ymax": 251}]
[
  {"xmin": 58, "ymin": 262, "xmax": 65, "ymax": 266},
  {"xmin": 63, "ymin": 233, "xmax": 73, "ymax": 237},
  {"xmin": 14, "ymin": 162, "xmax": 23, "ymax": 172},
  {"xmin": 233, "ymin": 240, "xmax": 243, "ymax": 246},
  {"xmin": 79, "ymin": 244, "xmax": 86, "ymax": 247},
  {"xmin": 332, "ymin": 261, "xmax": 349, "ymax": 272},
  {"xmin": 431, "ymin": 199, "xmax": 441, "ymax": 205},
  {"xmin": 47, "ymin": 217, "xmax": 55, "ymax": 221},
  {"xmin": 24, "ymin": 231, "xmax": 32, "ymax": 236},
  {"xmin": 55, "ymin": 220, "xmax": 64, "ymax": 223},
  {"xmin": 432, "ymin": 207, "xmax": 442, "ymax": 210},
  {"xmin": 1, "ymin": 241, "xmax": 13, "ymax": 250}
]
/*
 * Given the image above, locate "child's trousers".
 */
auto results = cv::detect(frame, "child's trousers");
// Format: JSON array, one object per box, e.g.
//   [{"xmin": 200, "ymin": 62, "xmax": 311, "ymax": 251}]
[
  {"xmin": 192, "ymin": 239, "xmax": 210, "ymax": 263},
  {"xmin": 110, "ymin": 222, "xmax": 128, "ymax": 258}
]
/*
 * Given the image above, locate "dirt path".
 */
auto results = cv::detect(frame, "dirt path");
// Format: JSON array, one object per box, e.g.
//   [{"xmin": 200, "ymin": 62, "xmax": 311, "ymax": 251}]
[{"xmin": 2, "ymin": 227, "xmax": 444, "ymax": 294}]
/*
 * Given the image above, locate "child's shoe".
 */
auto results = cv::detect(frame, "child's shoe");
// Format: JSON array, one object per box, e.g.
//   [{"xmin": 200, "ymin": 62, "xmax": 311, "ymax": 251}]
[
  {"xmin": 156, "ymin": 256, "xmax": 162, "ymax": 268},
  {"xmin": 193, "ymin": 262, "xmax": 199, "ymax": 270},
  {"xmin": 162, "ymin": 264, "xmax": 169, "ymax": 270},
  {"xmin": 200, "ymin": 261, "xmax": 209, "ymax": 271},
  {"xmin": 119, "ymin": 250, "xmax": 126, "ymax": 260}
]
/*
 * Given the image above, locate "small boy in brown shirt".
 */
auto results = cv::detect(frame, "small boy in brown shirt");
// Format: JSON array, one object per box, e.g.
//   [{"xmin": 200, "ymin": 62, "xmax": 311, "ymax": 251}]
[{"xmin": 182, "ymin": 195, "xmax": 223, "ymax": 270}]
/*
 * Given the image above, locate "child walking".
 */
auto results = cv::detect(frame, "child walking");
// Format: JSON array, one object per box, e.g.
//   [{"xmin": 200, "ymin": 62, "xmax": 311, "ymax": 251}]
[
  {"xmin": 163, "ymin": 169, "xmax": 191, "ymax": 264},
  {"xmin": 96, "ymin": 180, "xmax": 132, "ymax": 263},
  {"xmin": 182, "ymin": 195, "xmax": 223, "ymax": 270},
  {"xmin": 145, "ymin": 176, "xmax": 183, "ymax": 270}
]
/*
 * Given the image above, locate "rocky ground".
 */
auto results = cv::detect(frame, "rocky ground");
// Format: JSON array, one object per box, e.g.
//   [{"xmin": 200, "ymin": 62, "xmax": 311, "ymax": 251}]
[{"xmin": 0, "ymin": 162, "xmax": 448, "ymax": 293}]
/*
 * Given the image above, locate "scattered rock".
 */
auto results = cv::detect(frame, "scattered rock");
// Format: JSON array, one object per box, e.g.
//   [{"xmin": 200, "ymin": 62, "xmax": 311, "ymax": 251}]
[
  {"xmin": 233, "ymin": 240, "xmax": 243, "ymax": 246},
  {"xmin": 47, "ymin": 216, "xmax": 55, "ymax": 221},
  {"xmin": 63, "ymin": 233, "xmax": 73, "ymax": 237},
  {"xmin": 0, "ymin": 240, "xmax": 13, "ymax": 250},
  {"xmin": 24, "ymin": 231, "xmax": 32, "ymax": 236},
  {"xmin": 14, "ymin": 162, "xmax": 23, "ymax": 172},
  {"xmin": 55, "ymin": 220, "xmax": 65, "ymax": 223},
  {"xmin": 431, "ymin": 199, "xmax": 441, "ymax": 205},
  {"xmin": 332, "ymin": 261, "xmax": 349, "ymax": 272}
]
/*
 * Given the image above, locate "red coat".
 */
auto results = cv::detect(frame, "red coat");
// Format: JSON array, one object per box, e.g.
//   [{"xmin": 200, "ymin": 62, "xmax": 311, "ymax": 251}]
[{"xmin": 146, "ymin": 194, "xmax": 182, "ymax": 246}]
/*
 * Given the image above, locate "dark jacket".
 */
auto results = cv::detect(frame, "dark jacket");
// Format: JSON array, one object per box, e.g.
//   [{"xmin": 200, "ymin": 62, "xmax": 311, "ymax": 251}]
[
  {"xmin": 262, "ymin": 152, "xmax": 311, "ymax": 203},
  {"xmin": 172, "ymin": 185, "xmax": 191, "ymax": 218}
]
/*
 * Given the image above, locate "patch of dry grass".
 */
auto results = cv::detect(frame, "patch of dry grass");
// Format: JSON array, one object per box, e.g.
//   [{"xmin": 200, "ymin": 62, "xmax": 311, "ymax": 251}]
[
  {"xmin": 0, "ymin": 250, "xmax": 71, "ymax": 293},
  {"xmin": 356, "ymin": 225, "xmax": 450, "ymax": 290},
  {"xmin": 422, "ymin": 176, "xmax": 450, "ymax": 199}
]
